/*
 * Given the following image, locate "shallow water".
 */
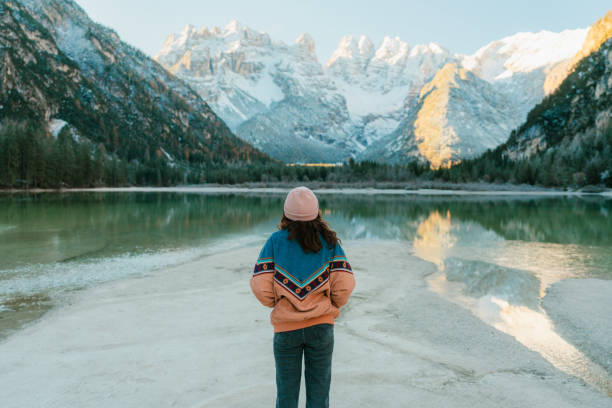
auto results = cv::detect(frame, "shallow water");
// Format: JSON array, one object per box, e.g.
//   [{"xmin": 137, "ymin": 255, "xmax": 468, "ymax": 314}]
[{"xmin": 0, "ymin": 191, "xmax": 611, "ymax": 391}]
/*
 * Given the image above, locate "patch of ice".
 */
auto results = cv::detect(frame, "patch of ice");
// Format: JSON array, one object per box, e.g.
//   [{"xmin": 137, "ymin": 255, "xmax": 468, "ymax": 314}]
[{"xmin": 1, "ymin": 241, "xmax": 610, "ymax": 406}]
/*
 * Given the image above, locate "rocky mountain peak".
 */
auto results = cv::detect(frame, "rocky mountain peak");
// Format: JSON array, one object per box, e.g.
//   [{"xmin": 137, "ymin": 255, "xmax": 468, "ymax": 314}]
[
  {"xmin": 544, "ymin": 11, "xmax": 612, "ymax": 94},
  {"xmin": 180, "ymin": 23, "xmax": 197, "ymax": 37},
  {"xmin": 413, "ymin": 42, "xmax": 446, "ymax": 56},
  {"xmin": 224, "ymin": 19, "xmax": 241, "ymax": 33},
  {"xmin": 580, "ymin": 10, "xmax": 612, "ymax": 57},
  {"xmin": 296, "ymin": 33, "xmax": 316, "ymax": 56},
  {"xmin": 154, "ymin": 16, "xmax": 595, "ymax": 165},
  {"xmin": 419, "ymin": 63, "xmax": 468, "ymax": 97},
  {"xmin": 374, "ymin": 36, "xmax": 410, "ymax": 62},
  {"xmin": 327, "ymin": 35, "xmax": 374, "ymax": 67}
]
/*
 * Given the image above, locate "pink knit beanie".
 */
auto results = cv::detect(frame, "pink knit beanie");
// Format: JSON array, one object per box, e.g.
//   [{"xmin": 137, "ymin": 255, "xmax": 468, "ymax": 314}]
[{"xmin": 284, "ymin": 186, "xmax": 319, "ymax": 221}]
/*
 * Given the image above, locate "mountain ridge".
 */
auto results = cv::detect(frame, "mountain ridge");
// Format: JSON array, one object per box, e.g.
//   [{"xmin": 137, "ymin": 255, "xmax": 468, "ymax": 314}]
[
  {"xmin": 1, "ymin": 0, "xmax": 269, "ymax": 168},
  {"xmin": 444, "ymin": 12, "xmax": 612, "ymax": 188},
  {"xmin": 155, "ymin": 20, "xmax": 588, "ymax": 165}
]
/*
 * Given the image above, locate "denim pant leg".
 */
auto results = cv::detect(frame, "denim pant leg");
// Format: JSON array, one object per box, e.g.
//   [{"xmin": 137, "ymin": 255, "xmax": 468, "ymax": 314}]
[
  {"xmin": 274, "ymin": 329, "xmax": 304, "ymax": 408},
  {"xmin": 304, "ymin": 324, "xmax": 334, "ymax": 408}
]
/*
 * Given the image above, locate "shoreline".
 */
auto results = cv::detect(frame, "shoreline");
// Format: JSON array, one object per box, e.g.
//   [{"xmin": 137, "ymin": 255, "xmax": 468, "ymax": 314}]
[
  {"xmin": 1, "ymin": 184, "xmax": 611, "ymax": 196},
  {"xmin": 1, "ymin": 241, "xmax": 610, "ymax": 407}
]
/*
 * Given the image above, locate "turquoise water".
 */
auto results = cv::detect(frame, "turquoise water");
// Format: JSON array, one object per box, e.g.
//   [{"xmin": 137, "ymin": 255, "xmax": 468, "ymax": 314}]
[{"xmin": 0, "ymin": 192, "xmax": 611, "ymax": 339}]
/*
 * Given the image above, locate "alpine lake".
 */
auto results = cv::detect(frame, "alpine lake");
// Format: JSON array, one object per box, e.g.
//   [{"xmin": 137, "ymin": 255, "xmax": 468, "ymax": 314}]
[{"xmin": 0, "ymin": 190, "xmax": 610, "ymax": 392}]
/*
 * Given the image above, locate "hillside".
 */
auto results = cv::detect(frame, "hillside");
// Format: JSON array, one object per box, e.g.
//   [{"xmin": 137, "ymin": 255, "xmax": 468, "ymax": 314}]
[{"xmin": 0, "ymin": 0, "xmax": 269, "ymax": 188}]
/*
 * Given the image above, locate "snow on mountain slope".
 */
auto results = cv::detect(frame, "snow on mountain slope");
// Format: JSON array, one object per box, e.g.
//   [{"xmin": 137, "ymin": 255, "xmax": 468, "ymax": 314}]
[
  {"xmin": 155, "ymin": 22, "xmax": 588, "ymax": 164},
  {"xmin": 460, "ymin": 28, "xmax": 588, "ymax": 122},
  {"xmin": 156, "ymin": 21, "xmax": 354, "ymax": 162},
  {"xmin": 327, "ymin": 35, "xmax": 451, "ymax": 150},
  {"xmin": 363, "ymin": 28, "xmax": 589, "ymax": 167},
  {"xmin": 461, "ymin": 29, "xmax": 588, "ymax": 82},
  {"xmin": 4, "ymin": 0, "xmax": 268, "ymax": 168},
  {"xmin": 155, "ymin": 22, "xmax": 285, "ymax": 130},
  {"xmin": 500, "ymin": 12, "xmax": 612, "ymax": 163},
  {"xmin": 155, "ymin": 23, "xmax": 451, "ymax": 162},
  {"xmin": 362, "ymin": 63, "xmax": 517, "ymax": 168}
]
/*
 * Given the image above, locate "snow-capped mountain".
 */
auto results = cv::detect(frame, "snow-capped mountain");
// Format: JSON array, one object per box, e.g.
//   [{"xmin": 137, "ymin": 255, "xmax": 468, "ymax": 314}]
[
  {"xmin": 326, "ymin": 35, "xmax": 451, "ymax": 152},
  {"xmin": 155, "ymin": 21, "xmax": 452, "ymax": 162},
  {"xmin": 362, "ymin": 63, "xmax": 518, "ymax": 168},
  {"xmin": 155, "ymin": 21, "xmax": 589, "ymax": 165},
  {"xmin": 156, "ymin": 21, "xmax": 352, "ymax": 162},
  {"xmin": 367, "ymin": 28, "xmax": 589, "ymax": 167},
  {"xmin": 501, "ymin": 11, "xmax": 612, "ymax": 162},
  {"xmin": 460, "ymin": 28, "xmax": 587, "ymax": 116},
  {"xmin": 1, "ymin": 0, "xmax": 268, "ymax": 170}
]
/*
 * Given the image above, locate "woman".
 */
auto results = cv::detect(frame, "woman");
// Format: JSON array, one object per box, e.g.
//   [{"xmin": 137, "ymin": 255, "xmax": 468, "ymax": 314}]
[{"xmin": 250, "ymin": 186, "xmax": 356, "ymax": 408}]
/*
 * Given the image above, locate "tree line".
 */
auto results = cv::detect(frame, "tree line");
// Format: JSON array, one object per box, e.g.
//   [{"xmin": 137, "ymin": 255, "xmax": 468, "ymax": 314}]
[
  {"xmin": 435, "ymin": 121, "xmax": 612, "ymax": 188},
  {"xmin": 0, "ymin": 120, "xmax": 184, "ymax": 188},
  {"xmin": 1, "ymin": 118, "xmax": 610, "ymax": 189},
  {"xmin": 0, "ymin": 118, "xmax": 432, "ymax": 188}
]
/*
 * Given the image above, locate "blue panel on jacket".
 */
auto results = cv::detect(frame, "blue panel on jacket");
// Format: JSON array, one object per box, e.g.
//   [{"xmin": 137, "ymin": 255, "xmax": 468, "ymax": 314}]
[{"xmin": 253, "ymin": 229, "xmax": 351, "ymax": 301}]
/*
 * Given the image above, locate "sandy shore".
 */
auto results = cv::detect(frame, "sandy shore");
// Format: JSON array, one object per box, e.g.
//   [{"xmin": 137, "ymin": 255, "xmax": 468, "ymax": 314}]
[
  {"xmin": 544, "ymin": 279, "xmax": 612, "ymax": 374},
  {"xmin": 0, "ymin": 241, "xmax": 610, "ymax": 407}
]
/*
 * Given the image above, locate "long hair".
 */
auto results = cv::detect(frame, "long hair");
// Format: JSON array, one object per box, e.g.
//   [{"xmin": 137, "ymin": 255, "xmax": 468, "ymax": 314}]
[{"xmin": 279, "ymin": 212, "xmax": 340, "ymax": 253}]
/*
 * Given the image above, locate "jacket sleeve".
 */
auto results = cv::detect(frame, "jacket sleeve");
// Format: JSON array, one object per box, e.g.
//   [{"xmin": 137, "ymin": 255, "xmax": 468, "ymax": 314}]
[
  {"xmin": 250, "ymin": 236, "xmax": 276, "ymax": 308},
  {"xmin": 329, "ymin": 243, "xmax": 355, "ymax": 308}
]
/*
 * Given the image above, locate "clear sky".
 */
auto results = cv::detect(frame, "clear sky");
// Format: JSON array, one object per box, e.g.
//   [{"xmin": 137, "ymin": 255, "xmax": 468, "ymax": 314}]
[{"xmin": 75, "ymin": 0, "xmax": 610, "ymax": 62}]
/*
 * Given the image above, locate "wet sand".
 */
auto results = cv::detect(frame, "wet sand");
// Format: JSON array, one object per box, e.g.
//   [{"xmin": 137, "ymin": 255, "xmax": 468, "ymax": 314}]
[
  {"xmin": 543, "ymin": 279, "xmax": 612, "ymax": 373},
  {"xmin": 0, "ymin": 241, "xmax": 610, "ymax": 407}
]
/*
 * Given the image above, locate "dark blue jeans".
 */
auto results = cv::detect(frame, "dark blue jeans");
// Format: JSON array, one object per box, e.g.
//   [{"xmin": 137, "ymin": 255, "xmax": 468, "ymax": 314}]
[{"xmin": 273, "ymin": 323, "xmax": 334, "ymax": 408}]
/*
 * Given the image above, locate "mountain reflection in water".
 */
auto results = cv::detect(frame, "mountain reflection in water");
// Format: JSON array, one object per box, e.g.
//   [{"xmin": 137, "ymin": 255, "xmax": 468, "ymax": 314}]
[{"xmin": 412, "ymin": 208, "xmax": 611, "ymax": 395}]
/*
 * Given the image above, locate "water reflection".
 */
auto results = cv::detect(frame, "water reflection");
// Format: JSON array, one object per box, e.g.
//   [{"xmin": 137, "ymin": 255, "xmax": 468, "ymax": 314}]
[
  {"xmin": 0, "ymin": 193, "xmax": 284, "ymax": 270},
  {"xmin": 413, "ymin": 210, "xmax": 456, "ymax": 271},
  {"xmin": 414, "ymin": 209, "xmax": 611, "ymax": 395}
]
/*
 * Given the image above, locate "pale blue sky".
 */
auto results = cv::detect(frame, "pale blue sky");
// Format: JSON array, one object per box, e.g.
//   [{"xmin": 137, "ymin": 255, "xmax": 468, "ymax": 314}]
[{"xmin": 76, "ymin": 0, "xmax": 610, "ymax": 62}]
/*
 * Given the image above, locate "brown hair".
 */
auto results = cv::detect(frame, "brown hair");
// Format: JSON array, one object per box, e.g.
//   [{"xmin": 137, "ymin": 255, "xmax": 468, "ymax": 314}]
[{"xmin": 279, "ymin": 212, "xmax": 340, "ymax": 253}]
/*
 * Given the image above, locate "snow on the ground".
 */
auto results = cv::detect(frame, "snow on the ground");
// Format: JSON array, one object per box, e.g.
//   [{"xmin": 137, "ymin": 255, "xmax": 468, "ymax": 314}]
[
  {"xmin": 333, "ymin": 80, "xmax": 411, "ymax": 117},
  {"xmin": 543, "ymin": 279, "xmax": 612, "ymax": 374},
  {"xmin": 48, "ymin": 119, "xmax": 67, "ymax": 137},
  {"xmin": 0, "ymin": 241, "xmax": 610, "ymax": 407}
]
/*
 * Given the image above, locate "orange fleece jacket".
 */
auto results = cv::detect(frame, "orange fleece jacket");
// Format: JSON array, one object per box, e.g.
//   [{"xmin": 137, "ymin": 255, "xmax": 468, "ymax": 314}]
[{"xmin": 250, "ymin": 237, "xmax": 355, "ymax": 332}]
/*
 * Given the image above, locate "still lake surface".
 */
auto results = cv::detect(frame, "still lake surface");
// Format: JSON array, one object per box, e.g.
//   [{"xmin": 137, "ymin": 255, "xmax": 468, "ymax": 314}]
[{"xmin": 0, "ymin": 191, "xmax": 611, "ymax": 390}]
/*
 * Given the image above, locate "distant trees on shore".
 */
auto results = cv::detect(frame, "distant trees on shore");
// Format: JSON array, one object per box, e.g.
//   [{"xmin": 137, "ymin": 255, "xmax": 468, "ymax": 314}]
[
  {"xmin": 0, "ymin": 120, "xmax": 183, "ymax": 188},
  {"xmin": 1, "ymin": 118, "xmax": 610, "ymax": 189},
  {"xmin": 438, "ymin": 122, "xmax": 612, "ymax": 188}
]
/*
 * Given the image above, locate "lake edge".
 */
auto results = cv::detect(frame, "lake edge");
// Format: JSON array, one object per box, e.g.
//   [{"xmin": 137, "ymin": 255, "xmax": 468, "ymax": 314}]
[{"xmin": 1, "ymin": 185, "xmax": 611, "ymax": 196}]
